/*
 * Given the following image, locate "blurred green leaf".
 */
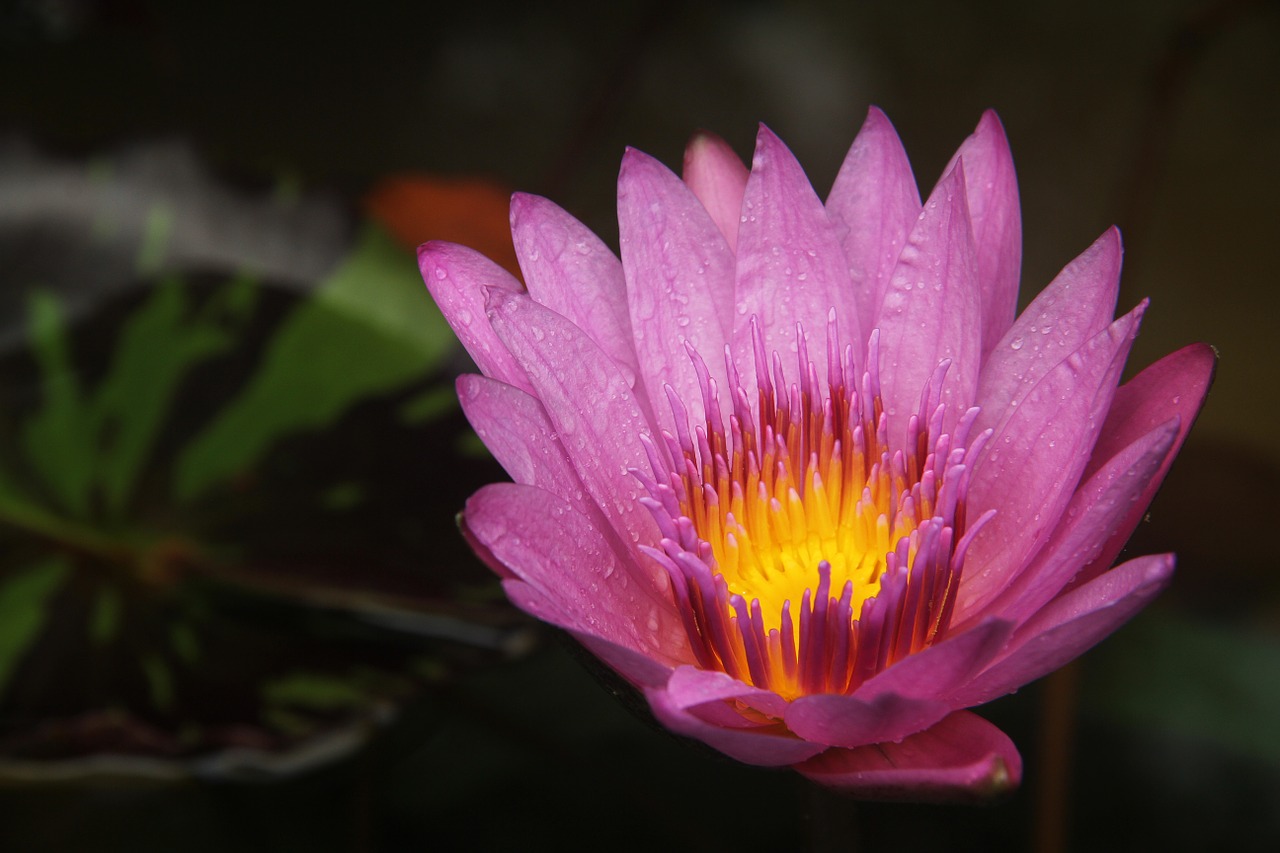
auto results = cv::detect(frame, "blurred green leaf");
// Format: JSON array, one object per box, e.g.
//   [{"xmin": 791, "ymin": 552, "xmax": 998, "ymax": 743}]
[
  {"xmin": 22, "ymin": 292, "xmax": 96, "ymax": 518},
  {"xmin": 92, "ymin": 277, "xmax": 241, "ymax": 517},
  {"xmin": 174, "ymin": 225, "xmax": 456, "ymax": 501},
  {"xmin": 89, "ymin": 585, "xmax": 122, "ymax": 645},
  {"xmin": 1086, "ymin": 610, "xmax": 1280, "ymax": 765},
  {"xmin": 0, "ymin": 557, "xmax": 70, "ymax": 697},
  {"xmin": 399, "ymin": 384, "xmax": 457, "ymax": 425},
  {"xmin": 264, "ymin": 672, "xmax": 370, "ymax": 711}
]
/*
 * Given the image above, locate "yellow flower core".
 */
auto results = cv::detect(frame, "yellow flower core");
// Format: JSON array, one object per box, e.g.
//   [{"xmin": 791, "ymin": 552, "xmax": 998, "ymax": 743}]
[{"xmin": 644, "ymin": 335, "xmax": 978, "ymax": 700}]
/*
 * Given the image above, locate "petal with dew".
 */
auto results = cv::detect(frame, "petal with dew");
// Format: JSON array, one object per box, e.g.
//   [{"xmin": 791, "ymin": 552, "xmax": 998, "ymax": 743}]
[
  {"xmin": 503, "ymin": 580, "xmax": 680, "ymax": 688},
  {"xmin": 977, "ymin": 418, "xmax": 1179, "ymax": 626},
  {"xmin": 795, "ymin": 711, "xmax": 1022, "ymax": 802},
  {"xmin": 511, "ymin": 193, "xmax": 640, "ymax": 382},
  {"xmin": 950, "ymin": 554, "xmax": 1174, "ymax": 707},
  {"xmin": 940, "ymin": 110, "xmax": 1022, "ymax": 360},
  {"xmin": 734, "ymin": 124, "xmax": 860, "ymax": 389},
  {"xmin": 418, "ymin": 241, "xmax": 530, "ymax": 392},
  {"xmin": 486, "ymin": 290, "xmax": 664, "ymax": 559},
  {"xmin": 619, "ymin": 147, "xmax": 736, "ymax": 434},
  {"xmin": 465, "ymin": 483, "xmax": 683, "ymax": 660},
  {"xmin": 976, "ymin": 227, "xmax": 1123, "ymax": 439},
  {"xmin": 960, "ymin": 302, "xmax": 1146, "ymax": 619},
  {"xmin": 1072, "ymin": 343, "xmax": 1216, "ymax": 585},
  {"xmin": 825, "ymin": 106, "xmax": 921, "ymax": 328},
  {"xmin": 872, "ymin": 162, "xmax": 982, "ymax": 446}
]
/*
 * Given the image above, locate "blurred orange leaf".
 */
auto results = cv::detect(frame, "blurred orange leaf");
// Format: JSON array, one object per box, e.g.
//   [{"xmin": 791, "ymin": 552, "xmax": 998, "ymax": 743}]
[{"xmin": 365, "ymin": 176, "xmax": 521, "ymax": 281}]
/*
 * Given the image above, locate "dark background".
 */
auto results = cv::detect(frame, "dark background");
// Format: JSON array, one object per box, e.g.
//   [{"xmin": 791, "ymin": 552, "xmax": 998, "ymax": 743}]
[{"xmin": 1, "ymin": 1, "xmax": 1278, "ymax": 850}]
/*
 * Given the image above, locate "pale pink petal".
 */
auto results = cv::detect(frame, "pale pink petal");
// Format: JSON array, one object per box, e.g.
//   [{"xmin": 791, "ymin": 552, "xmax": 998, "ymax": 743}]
[
  {"xmin": 973, "ymin": 418, "xmax": 1179, "ymax": 627},
  {"xmin": 464, "ymin": 483, "xmax": 684, "ymax": 660},
  {"xmin": 503, "ymin": 580, "xmax": 680, "ymax": 687},
  {"xmin": 1072, "ymin": 343, "xmax": 1216, "ymax": 585},
  {"xmin": 976, "ymin": 228, "xmax": 1123, "ymax": 439},
  {"xmin": 644, "ymin": 675, "xmax": 827, "ymax": 767},
  {"xmin": 872, "ymin": 162, "xmax": 982, "ymax": 446},
  {"xmin": 949, "ymin": 554, "xmax": 1174, "ymax": 707},
  {"xmin": 682, "ymin": 130, "xmax": 749, "ymax": 252},
  {"xmin": 795, "ymin": 711, "xmax": 1022, "ymax": 802},
  {"xmin": 940, "ymin": 110, "xmax": 1022, "ymax": 361},
  {"xmin": 486, "ymin": 290, "xmax": 663, "ymax": 561},
  {"xmin": 418, "ymin": 241, "xmax": 530, "ymax": 392},
  {"xmin": 618, "ymin": 148, "xmax": 735, "ymax": 434},
  {"xmin": 784, "ymin": 618, "xmax": 1009, "ymax": 748},
  {"xmin": 457, "ymin": 374, "xmax": 609, "ymax": 528},
  {"xmin": 734, "ymin": 125, "xmax": 860, "ymax": 390},
  {"xmin": 510, "ymin": 193, "xmax": 640, "ymax": 380},
  {"xmin": 959, "ymin": 302, "xmax": 1145, "ymax": 620},
  {"xmin": 825, "ymin": 106, "xmax": 921, "ymax": 328}
]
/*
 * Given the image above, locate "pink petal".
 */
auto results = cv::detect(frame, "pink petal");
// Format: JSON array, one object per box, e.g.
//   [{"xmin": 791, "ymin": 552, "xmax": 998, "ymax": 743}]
[
  {"xmin": 959, "ymin": 302, "xmax": 1146, "ymax": 619},
  {"xmin": 486, "ymin": 290, "xmax": 663, "ymax": 560},
  {"xmin": 976, "ymin": 228, "xmax": 1123, "ymax": 439},
  {"xmin": 644, "ymin": 674, "xmax": 827, "ymax": 767},
  {"xmin": 733, "ymin": 124, "xmax": 860, "ymax": 390},
  {"xmin": 503, "ymin": 580, "xmax": 679, "ymax": 688},
  {"xmin": 784, "ymin": 618, "xmax": 1009, "ymax": 748},
  {"xmin": 682, "ymin": 130, "xmax": 749, "ymax": 253},
  {"xmin": 872, "ymin": 161, "xmax": 982, "ymax": 446},
  {"xmin": 510, "ymin": 193, "xmax": 640, "ymax": 381},
  {"xmin": 618, "ymin": 148, "xmax": 735, "ymax": 434},
  {"xmin": 940, "ymin": 110, "xmax": 1022, "ymax": 361},
  {"xmin": 1073, "ymin": 343, "xmax": 1216, "ymax": 586},
  {"xmin": 465, "ymin": 483, "xmax": 684, "ymax": 660},
  {"xmin": 795, "ymin": 711, "xmax": 1022, "ymax": 802},
  {"xmin": 456, "ymin": 375, "xmax": 595, "ymax": 520},
  {"xmin": 664, "ymin": 665, "xmax": 789, "ymax": 720},
  {"xmin": 949, "ymin": 553, "xmax": 1174, "ymax": 707},
  {"xmin": 825, "ymin": 106, "xmax": 921, "ymax": 329},
  {"xmin": 418, "ymin": 241, "xmax": 531, "ymax": 392},
  {"xmin": 974, "ymin": 418, "xmax": 1179, "ymax": 627}
]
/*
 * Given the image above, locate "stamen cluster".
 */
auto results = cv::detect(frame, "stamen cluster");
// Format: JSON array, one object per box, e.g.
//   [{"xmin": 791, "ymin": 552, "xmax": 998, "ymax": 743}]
[{"xmin": 639, "ymin": 320, "xmax": 993, "ymax": 700}]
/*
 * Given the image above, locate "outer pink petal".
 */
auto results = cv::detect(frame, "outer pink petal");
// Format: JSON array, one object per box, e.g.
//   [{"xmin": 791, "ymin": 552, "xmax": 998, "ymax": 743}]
[
  {"xmin": 644, "ymin": 672, "xmax": 827, "ymax": 767},
  {"xmin": 872, "ymin": 162, "xmax": 982, "ymax": 446},
  {"xmin": 510, "ymin": 193, "xmax": 640, "ymax": 381},
  {"xmin": 464, "ymin": 483, "xmax": 684, "ymax": 661},
  {"xmin": 949, "ymin": 553, "xmax": 1174, "ymax": 707},
  {"xmin": 682, "ymin": 130, "xmax": 749, "ymax": 253},
  {"xmin": 959, "ymin": 302, "xmax": 1145, "ymax": 620},
  {"xmin": 419, "ymin": 241, "xmax": 530, "ymax": 392},
  {"xmin": 976, "ymin": 227, "xmax": 1123, "ymax": 440},
  {"xmin": 1073, "ymin": 343, "xmax": 1216, "ymax": 586},
  {"xmin": 795, "ymin": 711, "xmax": 1022, "ymax": 802},
  {"xmin": 825, "ymin": 106, "xmax": 921, "ymax": 329},
  {"xmin": 733, "ymin": 125, "xmax": 860, "ymax": 390},
  {"xmin": 975, "ymin": 418, "xmax": 1179, "ymax": 627},
  {"xmin": 503, "ymin": 579, "xmax": 678, "ymax": 688},
  {"xmin": 940, "ymin": 110, "xmax": 1022, "ymax": 361},
  {"xmin": 486, "ymin": 290, "xmax": 663, "ymax": 563},
  {"xmin": 784, "ymin": 618, "xmax": 1009, "ymax": 748},
  {"xmin": 618, "ymin": 148, "xmax": 735, "ymax": 434},
  {"xmin": 457, "ymin": 375, "xmax": 583, "ymax": 497}
]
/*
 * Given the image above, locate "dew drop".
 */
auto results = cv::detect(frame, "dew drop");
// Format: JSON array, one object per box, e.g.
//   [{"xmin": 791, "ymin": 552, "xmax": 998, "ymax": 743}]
[{"xmin": 1010, "ymin": 337, "xmax": 1024, "ymax": 351}]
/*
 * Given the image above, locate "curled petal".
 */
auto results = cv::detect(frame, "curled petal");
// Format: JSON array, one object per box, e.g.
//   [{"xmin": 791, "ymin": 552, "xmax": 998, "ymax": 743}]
[{"xmin": 795, "ymin": 711, "xmax": 1022, "ymax": 802}]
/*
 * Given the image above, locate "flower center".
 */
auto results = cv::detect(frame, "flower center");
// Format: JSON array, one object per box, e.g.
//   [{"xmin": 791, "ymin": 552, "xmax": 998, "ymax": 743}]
[{"xmin": 639, "ymin": 321, "xmax": 992, "ymax": 700}]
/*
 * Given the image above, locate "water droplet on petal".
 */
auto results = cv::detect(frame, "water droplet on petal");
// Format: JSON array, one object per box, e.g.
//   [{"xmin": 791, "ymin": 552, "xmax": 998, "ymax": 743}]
[{"xmin": 1010, "ymin": 337, "xmax": 1024, "ymax": 351}]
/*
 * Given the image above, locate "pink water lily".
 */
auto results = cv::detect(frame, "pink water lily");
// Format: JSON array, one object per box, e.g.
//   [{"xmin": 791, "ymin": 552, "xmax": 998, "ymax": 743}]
[{"xmin": 420, "ymin": 108, "xmax": 1213, "ymax": 800}]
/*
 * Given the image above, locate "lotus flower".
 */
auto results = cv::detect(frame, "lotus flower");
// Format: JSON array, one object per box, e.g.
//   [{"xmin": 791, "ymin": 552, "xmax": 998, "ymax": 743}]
[{"xmin": 419, "ymin": 108, "xmax": 1213, "ymax": 800}]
